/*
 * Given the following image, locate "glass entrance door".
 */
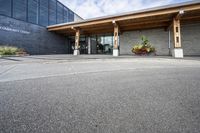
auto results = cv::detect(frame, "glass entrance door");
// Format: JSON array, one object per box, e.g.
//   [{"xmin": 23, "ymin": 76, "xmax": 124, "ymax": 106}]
[
  {"xmin": 97, "ymin": 35, "xmax": 113, "ymax": 54},
  {"xmin": 68, "ymin": 34, "xmax": 113, "ymax": 55},
  {"xmin": 80, "ymin": 36, "xmax": 88, "ymax": 54},
  {"xmin": 80, "ymin": 40, "xmax": 88, "ymax": 54},
  {"xmin": 68, "ymin": 36, "xmax": 88, "ymax": 54},
  {"xmin": 91, "ymin": 34, "xmax": 113, "ymax": 55}
]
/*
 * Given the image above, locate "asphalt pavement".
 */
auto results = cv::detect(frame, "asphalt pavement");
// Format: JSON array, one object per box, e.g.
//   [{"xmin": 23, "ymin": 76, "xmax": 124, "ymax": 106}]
[{"xmin": 0, "ymin": 55, "xmax": 200, "ymax": 133}]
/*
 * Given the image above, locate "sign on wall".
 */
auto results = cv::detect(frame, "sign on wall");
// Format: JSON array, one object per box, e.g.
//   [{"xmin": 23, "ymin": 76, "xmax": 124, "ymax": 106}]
[{"xmin": 0, "ymin": 26, "xmax": 30, "ymax": 34}]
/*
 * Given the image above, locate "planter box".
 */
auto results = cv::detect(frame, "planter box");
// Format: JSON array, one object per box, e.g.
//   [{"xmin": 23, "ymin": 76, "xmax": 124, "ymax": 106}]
[{"xmin": 133, "ymin": 52, "xmax": 156, "ymax": 56}]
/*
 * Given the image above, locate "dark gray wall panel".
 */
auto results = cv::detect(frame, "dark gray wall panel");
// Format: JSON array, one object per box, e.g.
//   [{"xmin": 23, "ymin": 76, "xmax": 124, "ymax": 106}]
[
  {"xmin": 68, "ymin": 10, "xmax": 74, "ymax": 22},
  {"xmin": 0, "ymin": 0, "xmax": 12, "ymax": 17},
  {"xmin": 39, "ymin": 0, "xmax": 49, "ymax": 26},
  {"xmin": 64, "ymin": 7, "xmax": 69, "ymax": 23},
  {"xmin": 49, "ymin": 0, "xmax": 57, "ymax": 25},
  {"xmin": 0, "ymin": 15, "xmax": 69, "ymax": 55},
  {"xmin": 28, "ymin": 0, "xmax": 39, "ymax": 24},
  {"xmin": 13, "ymin": 0, "xmax": 27, "ymax": 21},
  {"xmin": 57, "ymin": 2, "xmax": 64, "ymax": 24}
]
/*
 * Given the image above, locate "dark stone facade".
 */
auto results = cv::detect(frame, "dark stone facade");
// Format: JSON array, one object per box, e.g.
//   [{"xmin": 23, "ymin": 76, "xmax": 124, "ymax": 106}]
[{"xmin": 0, "ymin": 15, "xmax": 69, "ymax": 55}]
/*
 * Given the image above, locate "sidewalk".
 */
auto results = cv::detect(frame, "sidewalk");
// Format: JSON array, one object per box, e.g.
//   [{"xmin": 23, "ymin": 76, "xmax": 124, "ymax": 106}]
[{"xmin": 1, "ymin": 54, "xmax": 200, "ymax": 65}]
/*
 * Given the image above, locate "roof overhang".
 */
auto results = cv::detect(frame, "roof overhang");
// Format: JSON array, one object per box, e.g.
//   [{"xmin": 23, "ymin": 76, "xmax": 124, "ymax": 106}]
[{"xmin": 47, "ymin": 1, "xmax": 200, "ymax": 36}]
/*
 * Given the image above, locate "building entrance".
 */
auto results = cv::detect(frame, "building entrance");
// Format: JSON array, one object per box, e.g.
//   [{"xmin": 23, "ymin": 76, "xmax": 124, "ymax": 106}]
[
  {"xmin": 68, "ymin": 34, "xmax": 113, "ymax": 55},
  {"xmin": 68, "ymin": 36, "xmax": 88, "ymax": 54},
  {"xmin": 90, "ymin": 34, "xmax": 113, "ymax": 55}
]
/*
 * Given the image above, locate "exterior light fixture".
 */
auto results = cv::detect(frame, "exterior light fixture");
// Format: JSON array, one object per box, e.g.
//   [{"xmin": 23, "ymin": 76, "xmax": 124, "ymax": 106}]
[{"xmin": 179, "ymin": 10, "xmax": 184, "ymax": 15}]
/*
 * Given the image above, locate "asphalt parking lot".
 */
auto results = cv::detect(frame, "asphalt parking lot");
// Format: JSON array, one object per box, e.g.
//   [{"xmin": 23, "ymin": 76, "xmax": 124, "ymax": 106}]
[{"xmin": 0, "ymin": 55, "xmax": 200, "ymax": 133}]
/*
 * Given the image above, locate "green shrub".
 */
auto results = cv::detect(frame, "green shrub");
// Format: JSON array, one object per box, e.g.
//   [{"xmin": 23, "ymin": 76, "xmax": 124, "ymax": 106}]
[
  {"xmin": 0, "ymin": 46, "xmax": 21, "ymax": 56},
  {"xmin": 132, "ymin": 36, "xmax": 156, "ymax": 55}
]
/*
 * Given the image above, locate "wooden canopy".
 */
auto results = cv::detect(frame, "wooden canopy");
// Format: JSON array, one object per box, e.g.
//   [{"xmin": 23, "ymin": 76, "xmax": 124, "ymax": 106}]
[{"xmin": 47, "ymin": 1, "xmax": 200, "ymax": 35}]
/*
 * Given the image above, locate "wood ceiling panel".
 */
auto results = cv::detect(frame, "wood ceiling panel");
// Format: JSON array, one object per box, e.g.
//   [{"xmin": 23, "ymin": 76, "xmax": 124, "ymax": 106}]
[
  {"xmin": 82, "ymin": 26, "xmax": 113, "ymax": 32},
  {"xmin": 119, "ymin": 14, "xmax": 173, "ymax": 25},
  {"xmin": 119, "ymin": 19, "xmax": 171, "ymax": 28},
  {"xmin": 120, "ymin": 23, "xmax": 169, "ymax": 32}
]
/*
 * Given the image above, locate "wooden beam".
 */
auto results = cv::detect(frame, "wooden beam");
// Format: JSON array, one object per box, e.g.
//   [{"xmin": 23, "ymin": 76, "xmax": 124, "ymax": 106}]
[
  {"xmin": 82, "ymin": 26, "xmax": 113, "ymax": 31},
  {"xmin": 181, "ymin": 15, "xmax": 200, "ymax": 21},
  {"xmin": 121, "ymin": 22, "xmax": 168, "ymax": 30},
  {"xmin": 71, "ymin": 26, "xmax": 76, "ymax": 31},
  {"xmin": 120, "ymin": 22, "xmax": 169, "ymax": 29},
  {"xmin": 167, "ymin": 10, "xmax": 185, "ymax": 30},
  {"xmin": 83, "ymin": 30, "xmax": 113, "ymax": 35},
  {"xmin": 173, "ymin": 18, "xmax": 181, "ymax": 48},
  {"xmin": 112, "ymin": 20, "xmax": 122, "ymax": 34},
  {"xmin": 112, "ymin": 20, "xmax": 118, "ymax": 27},
  {"xmin": 77, "ymin": 18, "xmax": 170, "ymax": 33},
  {"xmin": 175, "ymin": 10, "xmax": 185, "ymax": 20},
  {"xmin": 181, "ymin": 17, "xmax": 200, "ymax": 24},
  {"xmin": 71, "ymin": 26, "xmax": 82, "ymax": 32}
]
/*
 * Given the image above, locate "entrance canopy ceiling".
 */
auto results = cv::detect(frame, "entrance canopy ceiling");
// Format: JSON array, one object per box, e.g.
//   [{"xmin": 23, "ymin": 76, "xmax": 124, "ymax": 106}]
[{"xmin": 47, "ymin": 1, "xmax": 200, "ymax": 35}]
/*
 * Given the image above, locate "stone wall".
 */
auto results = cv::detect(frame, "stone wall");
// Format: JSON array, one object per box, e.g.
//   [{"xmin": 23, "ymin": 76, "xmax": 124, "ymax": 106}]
[
  {"xmin": 0, "ymin": 15, "xmax": 68, "ymax": 55},
  {"xmin": 181, "ymin": 23, "xmax": 200, "ymax": 56},
  {"xmin": 119, "ymin": 28, "xmax": 170, "ymax": 56},
  {"xmin": 120, "ymin": 23, "xmax": 200, "ymax": 56}
]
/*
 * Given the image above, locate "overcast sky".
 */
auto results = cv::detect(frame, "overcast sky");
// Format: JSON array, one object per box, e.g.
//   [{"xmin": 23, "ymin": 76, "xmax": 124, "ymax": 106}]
[{"xmin": 58, "ymin": 0, "xmax": 193, "ymax": 19}]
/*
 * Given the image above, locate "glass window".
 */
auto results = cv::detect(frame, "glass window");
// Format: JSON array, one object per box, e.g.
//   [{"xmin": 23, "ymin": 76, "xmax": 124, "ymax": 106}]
[
  {"xmin": 91, "ymin": 35, "xmax": 97, "ymax": 54},
  {"xmin": 104, "ymin": 36, "xmax": 113, "ymax": 54},
  {"xmin": 13, "ymin": 0, "xmax": 27, "ymax": 21},
  {"xmin": 49, "ymin": 0, "xmax": 56, "ymax": 25},
  {"xmin": 0, "ymin": 0, "xmax": 11, "ymax": 16},
  {"xmin": 96, "ymin": 35, "xmax": 113, "ymax": 54},
  {"xmin": 64, "ymin": 7, "xmax": 68, "ymax": 23},
  {"xmin": 39, "ymin": 0, "xmax": 48, "ymax": 26},
  {"xmin": 28, "ymin": 0, "xmax": 39, "ymax": 24},
  {"xmin": 57, "ymin": 2, "xmax": 64, "ymax": 24},
  {"xmin": 68, "ymin": 10, "xmax": 74, "ymax": 22}
]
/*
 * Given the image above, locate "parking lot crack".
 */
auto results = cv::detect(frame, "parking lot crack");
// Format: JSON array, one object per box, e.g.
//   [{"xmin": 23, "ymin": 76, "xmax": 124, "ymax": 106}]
[{"xmin": 0, "ymin": 65, "xmax": 16, "ymax": 76}]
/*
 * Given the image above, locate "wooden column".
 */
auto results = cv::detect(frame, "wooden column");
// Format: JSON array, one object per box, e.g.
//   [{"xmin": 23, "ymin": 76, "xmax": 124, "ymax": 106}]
[
  {"xmin": 75, "ymin": 29, "xmax": 80, "ymax": 50},
  {"xmin": 173, "ymin": 18, "xmax": 181, "ymax": 48},
  {"xmin": 113, "ymin": 25, "xmax": 119, "ymax": 49}
]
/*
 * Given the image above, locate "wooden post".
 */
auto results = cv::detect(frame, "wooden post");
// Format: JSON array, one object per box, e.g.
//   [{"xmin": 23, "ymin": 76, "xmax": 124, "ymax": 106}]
[
  {"xmin": 112, "ymin": 20, "xmax": 120, "ymax": 56},
  {"xmin": 73, "ymin": 29, "xmax": 80, "ymax": 55},
  {"xmin": 173, "ymin": 18, "xmax": 181, "ymax": 48},
  {"xmin": 114, "ymin": 25, "xmax": 119, "ymax": 49},
  {"xmin": 75, "ymin": 29, "xmax": 80, "ymax": 50},
  {"xmin": 172, "ymin": 18, "xmax": 183, "ymax": 58}
]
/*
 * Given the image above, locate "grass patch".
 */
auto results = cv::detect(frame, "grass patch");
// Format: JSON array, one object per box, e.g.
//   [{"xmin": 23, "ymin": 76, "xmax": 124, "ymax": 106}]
[{"xmin": 0, "ymin": 46, "xmax": 22, "ymax": 56}]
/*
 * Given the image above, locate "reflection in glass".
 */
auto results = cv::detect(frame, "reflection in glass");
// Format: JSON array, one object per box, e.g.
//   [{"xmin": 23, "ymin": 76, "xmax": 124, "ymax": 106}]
[
  {"xmin": 96, "ymin": 35, "xmax": 113, "ymax": 54},
  {"xmin": 68, "ymin": 34, "xmax": 113, "ymax": 55}
]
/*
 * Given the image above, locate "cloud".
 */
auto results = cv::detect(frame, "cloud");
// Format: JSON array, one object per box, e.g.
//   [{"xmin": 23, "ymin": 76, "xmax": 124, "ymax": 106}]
[{"xmin": 58, "ymin": 0, "xmax": 193, "ymax": 19}]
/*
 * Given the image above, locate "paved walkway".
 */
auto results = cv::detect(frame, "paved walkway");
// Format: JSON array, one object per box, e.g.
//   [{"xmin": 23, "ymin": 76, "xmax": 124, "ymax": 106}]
[{"xmin": 1, "ymin": 54, "xmax": 200, "ymax": 65}]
